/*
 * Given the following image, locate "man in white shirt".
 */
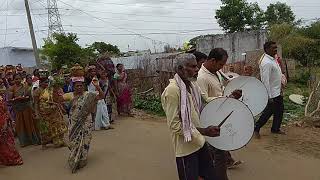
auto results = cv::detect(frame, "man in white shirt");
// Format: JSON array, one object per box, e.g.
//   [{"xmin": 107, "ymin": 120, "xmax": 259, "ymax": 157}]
[{"xmin": 254, "ymin": 41, "xmax": 285, "ymax": 138}]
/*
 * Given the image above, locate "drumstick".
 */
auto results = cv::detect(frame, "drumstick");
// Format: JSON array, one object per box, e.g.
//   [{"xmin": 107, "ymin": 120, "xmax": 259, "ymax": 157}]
[{"xmin": 218, "ymin": 111, "xmax": 234, "ymax": 128}]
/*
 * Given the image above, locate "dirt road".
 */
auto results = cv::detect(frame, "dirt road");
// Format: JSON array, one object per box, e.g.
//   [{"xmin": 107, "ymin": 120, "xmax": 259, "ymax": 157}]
[{"xmin": 1, "ymin": 114, "xmax": 320, "ymax": 180}]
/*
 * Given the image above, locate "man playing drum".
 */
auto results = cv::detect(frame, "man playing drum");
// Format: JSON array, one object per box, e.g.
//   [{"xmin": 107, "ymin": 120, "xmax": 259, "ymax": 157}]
[
  {"xmin": 197, "ymin": 48, "xmax": 242, "ymax": 180},
  {"xmin": 161, "ymin": 53, "xmax": 220, "ymax": 180}
]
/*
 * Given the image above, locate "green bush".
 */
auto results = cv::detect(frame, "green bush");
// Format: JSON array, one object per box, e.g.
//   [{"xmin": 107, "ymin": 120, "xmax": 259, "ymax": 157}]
[
  {"xmin": 293, "ymin": 69, "xmax": 311, "ymax": 85},
  {"xmin": 134, "ymin": 95, "xmax": 165, "ymax": 116}
]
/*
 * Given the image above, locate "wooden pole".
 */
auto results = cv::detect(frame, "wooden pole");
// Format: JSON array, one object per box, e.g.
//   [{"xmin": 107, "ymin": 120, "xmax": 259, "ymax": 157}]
[{"xmin": 24, "ymin": 0, "xmax": 41, "ymax": 68}]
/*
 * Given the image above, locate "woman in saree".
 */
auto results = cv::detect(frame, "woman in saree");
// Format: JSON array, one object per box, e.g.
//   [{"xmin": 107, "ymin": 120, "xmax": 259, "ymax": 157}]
[
  {"xmin": 0, "ymin": 87, "xmax": 23, "ymax": 166},
  {"xmin": 114, "ymin": 64, "xmax": 133, "ymax": 116},
  {"xmin": 34, "ymin": 78, "xmax": 67, "ymax": 149},
  {"xmin": 8, "ymin": 74, "xmax": 40, "ymax": 147},
  {"xmin": 68, "ymin": 76, "xmax": 104, "ymax": 173}
]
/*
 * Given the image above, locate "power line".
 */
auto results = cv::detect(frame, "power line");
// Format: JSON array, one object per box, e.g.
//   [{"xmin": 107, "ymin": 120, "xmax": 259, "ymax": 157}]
[
  {"xmin": 0, "ymin": 26, "xmax": 222, "ymax": 33},
  {"xmin": 31, "ymin": 6, "xmax": 48, "ymax": 43},
  {"xmin": 63, "ymin": 28, "xmax": 221, "ymax": 35},
  {"xmin": 0, "ymin": 30, "xmax": 47, "ymax": 35},
  {"xmin": 30, "ymin": 0, "xmax": 46, "ymax": 5},
  {"xmin": 73, "ymin": 0, "xmax": 220, "ymax": 5},
  {"xmin": 2, "ymin": 2, "xmax": 320, "ymax": 12},
  {"xmin": 63, "ymin": 25, "xmax": 222, "ymax": 32},
  {"xmin": 67, "ymin": 0, "xmax": 217, "ymax": 11},
  {"xmin": 69, "ymin": 0, "xmax": 320, "ymax": 9},
  {"xmin": 57, "ymin": 0, "xmax": 171, "ymax": 46},
  {"xmin": 77, "ymin": 16, "xmax": 213, "ymax": 25},
  {"xmin": 0, "ymin": 0, "xmax": 7, "ymax": 10},
  {"xmin": 3, "ymin": 13, "xmax": 216, "ymax": 24},
  {"xmin": 6, "ymin": 9, "xmax": 214, "ymax": 20},
  {"xmin": 71, "ymin": 32, "xmax": 219, "ymax": 36},
  {"xmin": 0, "ymin": 26, "xmax": 48, "ymax": 31},
  {"xmin": 6, "ymin": 30, "xmax": 28, "ymax": 47}
]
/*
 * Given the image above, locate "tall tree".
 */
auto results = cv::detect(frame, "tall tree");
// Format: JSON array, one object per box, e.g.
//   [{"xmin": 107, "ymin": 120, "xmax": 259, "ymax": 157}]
[
  {"xmin": 215, "ymin": 0, "xmax": 264, "ymax": 33},
  {"xmin": 42, "ymin": 33, "xmax": 83, "ymax": 69},
  {"xmin": 265, "ymin": 2, "xmax": 295, "ymax": 26}
]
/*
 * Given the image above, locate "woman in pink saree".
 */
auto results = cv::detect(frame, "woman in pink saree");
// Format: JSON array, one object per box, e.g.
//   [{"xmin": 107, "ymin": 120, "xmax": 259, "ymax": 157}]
[
  {"xmin": 0, "ymin": 87, "xmax": 23, "ymax": 166},
  {"xmin": 114, "ymin": 64, "xmax": 133, "ymax": 116}
]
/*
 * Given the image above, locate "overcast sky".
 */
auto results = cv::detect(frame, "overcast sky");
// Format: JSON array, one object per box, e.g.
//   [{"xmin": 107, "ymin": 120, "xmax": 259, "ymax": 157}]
[{"xmin": 0, "ymin": 0, "xmax": 319, "ymax": 52}]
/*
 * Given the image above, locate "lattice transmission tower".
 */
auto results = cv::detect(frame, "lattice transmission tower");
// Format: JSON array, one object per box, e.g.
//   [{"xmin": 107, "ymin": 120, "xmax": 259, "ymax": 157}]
[{"xmin": 47, "ymin": 0, "xmax": 64, "ymax": 38}]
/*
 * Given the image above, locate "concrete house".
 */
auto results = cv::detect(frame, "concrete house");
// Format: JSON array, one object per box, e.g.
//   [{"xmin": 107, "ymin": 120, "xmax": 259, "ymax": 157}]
[{"xmin": 0, "ymin": 47, "xmax": 37, "ymax": 67}]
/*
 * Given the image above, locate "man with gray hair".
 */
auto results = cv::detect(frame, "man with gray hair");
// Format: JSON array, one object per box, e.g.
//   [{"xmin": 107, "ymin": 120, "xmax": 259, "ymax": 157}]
[{"xmin": 161, "ymin": 53, "xmax": 220, "ymax": 180}]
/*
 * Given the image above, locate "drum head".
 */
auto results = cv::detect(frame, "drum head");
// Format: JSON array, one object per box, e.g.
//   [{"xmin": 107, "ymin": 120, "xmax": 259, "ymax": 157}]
[
  {"xmin": 224, "ymin": 76, "xmax": 268, "ymax": 116},
  {"xmin": 289, "ymin": 94, "xmax": 305, "ymax": 105},
  {"xmin": 200, "ymin": 97, "xmax": 254, "ymax": 151}
]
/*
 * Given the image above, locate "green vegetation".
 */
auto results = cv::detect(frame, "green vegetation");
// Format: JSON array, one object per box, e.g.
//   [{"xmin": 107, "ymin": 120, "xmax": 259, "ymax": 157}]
[
  {"xmin": 134, "ymin": 95, "xmax": 165, "ymax": 116},
  {"xmin": 269, "ymin": 21, "xmax": 320, "ymax": 67},
  {"xmin": 215, "ymin": 0, "xmax": 295, "ymax": 33},
  {"xmin": 283, "ymin": 82, "xmax": 309, "ymax": 122},
  {"xmin": 281, "ymin": 67, "xmax": 320, "ymax": 122},
  {"xmin": 41, "ymin": 33, "xmax": 121, "ymax": 69}
]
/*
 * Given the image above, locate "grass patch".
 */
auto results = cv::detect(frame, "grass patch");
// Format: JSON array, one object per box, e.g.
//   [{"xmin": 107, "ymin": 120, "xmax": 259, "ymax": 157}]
[
  {"xmin": 283, "ymin": 81, "xmax": 309, "ymax": 122},
  {"xmin": 282, "ymin": 66, "xmax": 320, "ymax": 122}
]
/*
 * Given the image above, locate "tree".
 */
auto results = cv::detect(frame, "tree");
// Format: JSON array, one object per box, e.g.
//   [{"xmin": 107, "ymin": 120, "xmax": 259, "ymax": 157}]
[
  {"xmin": 215, "ymin": 0, "xmax": 264, "ymax": 33},
  {"xmin": 89, "ymin": 42, "xmax": 120, "ymax": 56},
  {"xmin": 248, "ymin": 3, "xmax": 265, "ymax": 30},
  {"xmin": 42, "ymin": 33, "xmax": 83, "ymax": 69},
  {"xmin": 268, "ymin": 21, "xmax": 320, "ymax": 67},
  {"xmin": 41, "ymin": 34, "xmax": 122, "ymax": 69},
  {"xmin": 265, "ymin": 2, "xmax": 295, "ymax": 26}
]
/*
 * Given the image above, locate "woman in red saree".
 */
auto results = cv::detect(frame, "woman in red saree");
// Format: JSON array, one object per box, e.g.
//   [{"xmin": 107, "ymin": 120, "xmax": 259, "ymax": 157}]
[
  {"xmin": 114, "ymin": 64, "xmax": 133, "ymax": 116},
  {"xmin": 0, "ymin": 87, "xmax": 23, "ymax": 166}
]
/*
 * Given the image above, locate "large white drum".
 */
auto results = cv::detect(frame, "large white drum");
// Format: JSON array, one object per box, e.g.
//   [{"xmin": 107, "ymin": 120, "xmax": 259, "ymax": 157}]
[
  {"xmin": 200, "ymin": 97, "xmax": 254, "ymax": 151},
  {"xmin": 224, "ymin": 76, "xmax": 268, "ymax": 116}
]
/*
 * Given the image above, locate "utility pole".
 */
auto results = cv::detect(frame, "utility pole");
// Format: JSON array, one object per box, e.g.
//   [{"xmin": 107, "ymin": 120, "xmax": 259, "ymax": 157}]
[{"xmin": 24, "ymin": 0, "xmax": 41, "ymax": 67}]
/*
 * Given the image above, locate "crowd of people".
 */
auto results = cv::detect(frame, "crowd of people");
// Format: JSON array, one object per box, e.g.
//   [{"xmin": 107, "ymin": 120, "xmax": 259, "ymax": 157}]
[{"xmin": 0, "ymin": 56, "xmax": 133, "ymax": 173}]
